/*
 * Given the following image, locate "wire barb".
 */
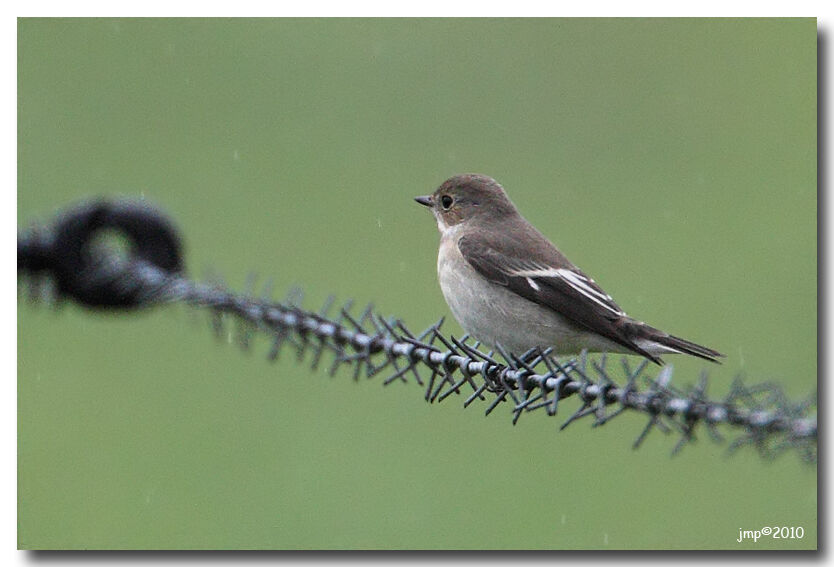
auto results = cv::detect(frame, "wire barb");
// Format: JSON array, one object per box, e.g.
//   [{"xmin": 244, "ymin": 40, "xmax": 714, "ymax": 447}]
[{"xmin": 17, "ymin": 199, "xmax": 818, "ymax": 463}]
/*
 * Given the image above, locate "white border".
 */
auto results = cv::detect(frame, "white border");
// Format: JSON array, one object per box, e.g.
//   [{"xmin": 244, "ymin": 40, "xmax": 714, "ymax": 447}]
[{"xmin": 7, "ymin": 6, "xmax": 827, "ymax": 565}]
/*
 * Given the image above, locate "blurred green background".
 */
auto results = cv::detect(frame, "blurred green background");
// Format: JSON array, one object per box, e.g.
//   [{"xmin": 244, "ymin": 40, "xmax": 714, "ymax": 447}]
[{"xmin": 17, "ymin": 18, "xmax": 816, "ymax": 550}]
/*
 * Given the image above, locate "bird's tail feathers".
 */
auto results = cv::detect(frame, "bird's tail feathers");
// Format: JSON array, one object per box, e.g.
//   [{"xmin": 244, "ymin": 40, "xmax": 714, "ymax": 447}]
[{"xmin": 637, "ymin": 326, "xmax": 725, "ymax": 364}]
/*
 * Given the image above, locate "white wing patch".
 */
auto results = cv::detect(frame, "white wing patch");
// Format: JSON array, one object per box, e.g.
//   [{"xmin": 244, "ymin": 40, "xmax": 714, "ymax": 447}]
[{"xmin": 511, "ymin": 266, "xmax": 626, "ymax": 316}]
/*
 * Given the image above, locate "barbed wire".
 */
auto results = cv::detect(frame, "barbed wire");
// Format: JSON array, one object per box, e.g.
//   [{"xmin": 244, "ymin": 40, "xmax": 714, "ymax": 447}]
[{"xmin": 17, "ymin": 199, "xmax": 818, "ymax": 463}]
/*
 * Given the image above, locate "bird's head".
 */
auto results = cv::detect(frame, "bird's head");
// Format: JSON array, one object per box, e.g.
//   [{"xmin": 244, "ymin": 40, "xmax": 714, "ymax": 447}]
[{"xmin": 415, "ymin": 174, "xmax": 518, "ymax": 232}]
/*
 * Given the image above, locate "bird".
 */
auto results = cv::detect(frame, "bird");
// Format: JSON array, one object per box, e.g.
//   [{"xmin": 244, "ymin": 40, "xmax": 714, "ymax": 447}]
[{"xmin": 414, "ymin": 173, "xmax": 723, "ymax": 365}]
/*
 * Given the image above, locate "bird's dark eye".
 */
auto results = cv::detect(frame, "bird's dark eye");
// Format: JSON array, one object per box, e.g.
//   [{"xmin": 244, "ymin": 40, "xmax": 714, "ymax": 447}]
[{"xmin": 440, "ymin": 195, "xmax": 454, "ymax": 209}]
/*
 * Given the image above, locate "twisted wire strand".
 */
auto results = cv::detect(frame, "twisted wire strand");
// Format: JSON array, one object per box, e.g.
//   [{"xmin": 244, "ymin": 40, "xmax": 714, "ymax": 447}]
[{"xmin": 17, "ymin": 199, "xmax": 818, "ymax": 462}]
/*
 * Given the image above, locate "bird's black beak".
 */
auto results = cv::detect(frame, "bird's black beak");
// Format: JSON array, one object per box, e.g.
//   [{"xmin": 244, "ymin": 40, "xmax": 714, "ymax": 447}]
[{"xmin": 414, "ymin": 195, "xmax": 433, "ymax": 208}]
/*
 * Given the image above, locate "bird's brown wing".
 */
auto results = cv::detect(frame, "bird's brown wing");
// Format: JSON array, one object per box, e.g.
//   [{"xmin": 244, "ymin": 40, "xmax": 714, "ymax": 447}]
[{"xmin": 457, "ymin": 232, "xmax": 661, "ymax": 363}]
